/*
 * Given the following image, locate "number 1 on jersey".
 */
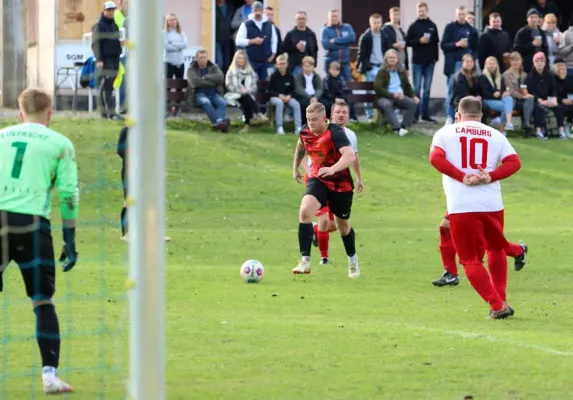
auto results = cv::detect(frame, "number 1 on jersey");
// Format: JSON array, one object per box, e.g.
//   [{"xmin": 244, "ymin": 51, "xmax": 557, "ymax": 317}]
[
  {"xmin": 11, "ymin": 142, "xmax": 28, "ymax": 179},
  {"xmin": 459, "ymin": 137, "xmax": 488, "ymax": 169}
]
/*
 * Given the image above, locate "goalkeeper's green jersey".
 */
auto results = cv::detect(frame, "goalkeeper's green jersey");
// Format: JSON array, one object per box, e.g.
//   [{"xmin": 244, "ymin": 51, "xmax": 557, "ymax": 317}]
[{"xmin": 0, "ymin": 122, "xmax": 79, "ymax": 220}]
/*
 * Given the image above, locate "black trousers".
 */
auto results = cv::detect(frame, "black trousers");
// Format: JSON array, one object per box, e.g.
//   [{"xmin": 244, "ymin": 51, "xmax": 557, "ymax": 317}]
[
  {"xmin": 238, "ymin": 95, "xmax": 260, "ymax": 125},
  {"xmin": 165, "ymin": 62, "xmax": 184, "ymax": 79},
  {"xmin": 533, "ymin": 103, "xmax": 565, "ymax": 128},
  {"xmin": 97, "ymin": 58, "xmax": 120, "ymax": 116},
  {"xmin": 564, "ymin": 104, "xmax": 573, "ymax": 124}
]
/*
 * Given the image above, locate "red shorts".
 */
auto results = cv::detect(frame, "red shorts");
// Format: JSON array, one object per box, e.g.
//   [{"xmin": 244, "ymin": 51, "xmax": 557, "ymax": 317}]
[
  {"xmin": 448, "ymin": 210, "xmax": 508, "ymax": 265},
  {"xmin": 305, "ymin": 174, "xmax": 334, "ymax": 219}
]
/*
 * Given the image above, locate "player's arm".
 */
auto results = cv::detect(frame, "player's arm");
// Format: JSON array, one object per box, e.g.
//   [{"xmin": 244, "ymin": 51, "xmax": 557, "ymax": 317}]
[
  {"xmin": 301, "ymin": 154, "xmax": 310, "ymax": 175},
  {"xmin": 293, "ymin": 138, "xmax": 306, "ymax": 183},
  {"xmin": 481, "ymin": 140, "xmax": 521, "ymax": 183},
  {"xmin": 323, "ymin": 125, "xmax": 355, "ymax": 175},
  {"xmin": 429, "ymin": 145, "xmax": 466, "ymax": 183},
  {"xmin": 352, "ymin": 153, "xmax": 363, "ymax": 191},
  {"xmin": 56, "ymin": 140, "xmax": 80, "ymax": 271}
]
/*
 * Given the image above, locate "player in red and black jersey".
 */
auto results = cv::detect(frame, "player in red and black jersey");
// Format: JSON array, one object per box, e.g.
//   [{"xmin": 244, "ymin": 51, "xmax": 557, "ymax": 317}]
[{"xmin": 291, "ymin": 102, "xmax": 360, "ymax": 278}]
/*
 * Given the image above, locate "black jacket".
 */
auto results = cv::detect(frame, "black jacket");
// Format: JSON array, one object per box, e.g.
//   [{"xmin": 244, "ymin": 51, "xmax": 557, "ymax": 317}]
[
  {"xmin": 281, "ymin": 27, "xmax": 319, "ymax": 69},
  {"xmin": 357, "ymin": 28, "xmax": 389, "ymax": 73},
  {"xmin": 478, "ymin": 27, "xmax": 512, "ymax": 72},
  {"xmin": 117, "ymin": 127, "xmax": 128, "ymax": 182},
  {"xmin": 513, "ymin": 26, "xmax": 548, "ymax": 73},
  {"xmin": 267, "ymin": 70, "xmax": 295, "ymax": 97},
  {"xmin": 91, "ymin": 13, "xmax": 122, "ymax": 61},
  {"xmin": 274, "ymin": 25, "xmax": 283, "ymax": 59},
  {"xmin": 451, "ymin": 72, "xmax": 481, "ymax": 107},
  {"xmin": 525, "ymin": 68, "xmax": 556, "ymax": 100},
  {"xmin": 382, "ymin": 24, "xmax": 409, "ymax": 70},
  {"xmin": 441, "ymin": 21, "xmax": 479, "ymax": 75},
  {"xmin": 478, "ymin": 74, "xmax": 508, "ymax": 99},
  {"xmin": 321, "ymin": 74, "xmax": 348, "ymax": 100},
  {"xmin": 555, "ymin": 74, "xmax": 573, "ymax": 102},
  {"xmin": 406, "ymin": 18, "xmax": 440, "ymax": 66},
  {"xmin": 215, "ymin": 4, "xmax": 235, "ymax": 42}
]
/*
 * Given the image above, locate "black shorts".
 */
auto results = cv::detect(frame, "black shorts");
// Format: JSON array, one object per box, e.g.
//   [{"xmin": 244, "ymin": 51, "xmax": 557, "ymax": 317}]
[
  {"xmin": 0, "ymin": 211, "xmax": 56, "ymax": 300},
  {"xmin": 304, "ymin": 178, "xmax": 353, "ymax": 220}
]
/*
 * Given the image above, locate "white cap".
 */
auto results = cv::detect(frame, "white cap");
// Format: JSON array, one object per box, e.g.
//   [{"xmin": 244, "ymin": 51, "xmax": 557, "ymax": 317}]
[{"xmin": 103, "ymin": 1, "xmax": 117, "ymax": 10}]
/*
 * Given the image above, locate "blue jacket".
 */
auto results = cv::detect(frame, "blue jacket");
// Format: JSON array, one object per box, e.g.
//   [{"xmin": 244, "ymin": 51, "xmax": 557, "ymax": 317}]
[
  {"xmin": 80, "ymin": 56, "xmax": 97, "ymax": 88},
  {"xmin": 320, "ymin": 23, "xmax": 356, "ymax": 66},
  {"xmin": 440, "ymin": 21, "xmax": 478, "ymax": 76}
]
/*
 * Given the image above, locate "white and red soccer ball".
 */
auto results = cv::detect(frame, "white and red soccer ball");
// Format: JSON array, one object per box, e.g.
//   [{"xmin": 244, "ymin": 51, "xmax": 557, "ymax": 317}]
[{"xmin": 240, "ymin": 260, "xmax": 264, "ymax": 283}]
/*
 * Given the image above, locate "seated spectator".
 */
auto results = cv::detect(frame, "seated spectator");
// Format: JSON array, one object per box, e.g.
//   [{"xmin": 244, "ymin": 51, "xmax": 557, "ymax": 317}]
[
  {"xmin": 224, "ymin": 49, "xmax": 268, "ymax": 134},
  {"xmin": 293, "ymin": 56, "xmax": 324, "ymax": 124},
  {"xmin": 267, "ymin": 54, "xmax": 302, "ymax": 135},
  {"xmin": 451, "ymin": 54, "xmax": 489, "ymax": 121},
  {"xmin": 479, "ymin": 56, "xmax": 515, "ymax": 133},
  {"xmin": 373, "ymin": 49, "xmax": 419, "ymax": 136},
  {"xmin": 526, "ymin": 52, "xmax": 566, "ymax": 139},
  {"xmin": 542, "ymin": 13, "xmax": 562, "ymax": 68},
  {"xmin": 320, "ymin": 61, "xmax": 358, "ymax": 121},
  {"xmin": 553, "ymin": 57, "xmax": 573, "ymax": 134},
  {"xmin": 187, "ymin": 49, "xmax": 229, "ymax": 132},
  {"xmin": 503, "ymin": 52, "xmax": 535, "ymax": 135}
]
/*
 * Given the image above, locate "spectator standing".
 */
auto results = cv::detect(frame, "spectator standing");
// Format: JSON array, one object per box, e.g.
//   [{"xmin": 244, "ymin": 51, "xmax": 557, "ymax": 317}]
[
  {"xmin": 557, "ymin": 24, "xmax": 573, "ymax": 75},
  {"xmin": 225, "ymin": 50, "xmax": 269, "ymax": 134},
  {"xmin": 503, "ymin": 51, "xmax": 535, "ymax": 135},
  {"xmin": 113, "ymin": 0, "xmax": 127, "ymax": 28},
  {"xmin": 293, "ymin": 56, "xmax": 324, "ymax": 124},
  {"xmin": 406, "ymin": 1, "xmax": 439, "ymax": 123},
  {"xmin": 267, "ymin": 54, "xmax": 302, "ymax": 135},
  {"xmin": 91, "ymin": 1, "xmax": 123, "ymax": 120},
  {"xmin": 531, "ymin": 0, "xmax": 561, "ymax": 26},
  {"xmin": 479, "ymin": 56, "xmax": 515, "ymax": 133},
  {"xmin": 114, "ymin": 0, "xmax": 128, "ymax": 113},
  {"xmin": 373, "ymin": 49, "xmax": 419, "ymax": 136},
  {"xmin": 264, "ymin": 6, "xmax": 282, "ymax": 76},
  {"xmin": 441, "ymin": 6, "xmax": 479, "ymax": 125},
  {"xmin": 321, "ymin": 9, "xmax": 356, "ymax": 82},
  {"xmin": 542, "ymin": 13, "xmax": 562, "ymax": 68},
  {"xmin": 553, "ymin": 57, "xmax": 573, "ymax": 132},
  {"xmin": 215, "ymin": 0, "xmax": 235, "ymax": 73},
  {"xmin": 164, "ymin": 14, "xmax": 188, "ymax": 79},
  {"xmin": 466, "ymin": 11, "xmax": 476, "ymax": 28},
  {"xmin": 186, "ymin": 50, "xmax": 229, "ymax": 133},
  {"xmin": 478, "ymin": 13, "xmax": 511, "ymax": 73},
  {"xmin": 382, "ymin": 7, "xmax": 409, "ymax": 71},
  {"xmin": 514, "ymin": 9, "xmax": 549, "ymax": 73},
  {"xmin": 231, "ymin": 0, "xmax": 255, "ymax": 34},
  {"xmin": 281, "ymin": 11, "xmax": 319, "ymax": 75},
  {"xmin": 235, "ymin": 1, "xmax": 278, "ymax": 80}
]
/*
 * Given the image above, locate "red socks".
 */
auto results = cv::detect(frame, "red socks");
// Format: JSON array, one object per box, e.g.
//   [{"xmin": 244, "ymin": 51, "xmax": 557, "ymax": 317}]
[
  {"xmin": 463, "ymin": 262, "xmax": 505, "ymax": 312},
  {"xmin": 439, "ymin": 226, "xmax": 458, "ymax": 276},
  {"xmin": 313, "ymin": 224, "xmax": 330, "ymax": 258},
  {"xmin": 504, "ymin": 242, "xmax": 523, "ymax": 258},
  {"xmin": 486, "ymin": 249, "xmax": 508, "ymax": 302}
]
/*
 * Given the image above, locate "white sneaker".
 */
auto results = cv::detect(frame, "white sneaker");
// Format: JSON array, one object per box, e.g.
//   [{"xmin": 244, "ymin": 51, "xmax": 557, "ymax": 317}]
[
  {"xmin": 536, "ymin": 130, "xmax": 547, "ymax": 140},
  {"xmin": 276, "ymin": 127, "xmax": 285, "ymax": 135},
  {"xmin": 398, "ymin": 128, "xmax": 408, "ymax": 137},
  {"xmin": 292, "ymin": 259, "xmax": 311, "ymax": 274},
  {"xmin": 505, "ymin": 122, "xmax": 514, "ymax": 131},
  {"xmin": 348, "ymin": 254, "xmax": 360, "ymax": 278},
  {"xmin": 294, "ymin": 126, "xmax": 302, "ymax": 135},
  {"xmin": 491, "ymin": 117, "xmax": 501, "ymax": 126},
  {"xmin": 43, "ymin": 367, "xmax": 73, "ymax": 394},
  {"xmin": 257, "ymin": 113, "xmax": 269, "ymax": 122},
  {"xmin": 445, "ymin": 118, "xmax": 454, "ymax": 126}
]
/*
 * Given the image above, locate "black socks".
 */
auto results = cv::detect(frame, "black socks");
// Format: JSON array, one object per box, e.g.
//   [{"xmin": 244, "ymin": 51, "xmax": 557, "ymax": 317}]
[
  {"xmin": 298, "ymin": 223, "xmax": 314, "ymax": 257},
  {"xmin": 35, "ymin": 304, "xmax": 60, "ymax": 368},
  {"xmin": 341, "ymin": 228, "xmax": 356, "ymax": 257}
]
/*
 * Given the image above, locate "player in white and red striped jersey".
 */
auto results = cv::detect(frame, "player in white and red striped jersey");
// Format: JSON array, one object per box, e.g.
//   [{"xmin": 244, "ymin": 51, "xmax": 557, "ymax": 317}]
[{"xmin": 429, "ymin": 96, "xmax": 522, "ymax": 319}]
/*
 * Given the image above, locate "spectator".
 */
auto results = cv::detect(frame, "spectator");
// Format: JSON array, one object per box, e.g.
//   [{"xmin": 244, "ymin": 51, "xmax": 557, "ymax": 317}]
[
  {"xmin": 478, "ymin": 13, "xmax": 511, "ymax": 73},
  {"xmin": 466, "ymin": 11, "xmax": 476, "ymax": 28},
  {"xmin": 441, "ymin": 6, "xmax": 479, "ymax": 125},
  {"xmin": 281, "ymin": 11, "xmax": 319, "ymax": 75},
  {"xmin": 267, "ymin": 54, "xmax": 302, "ymax": 135},
  {"xmin": 374, "ymin": 49, "xmax": 419, "ymax": 136},
  {"xmin": 115, "ymin": 0, "xmax": 128, "ymax": 114},
  {"xmin": 451, "ymin": 54, "xmax": 487, "ymax": 119},
  {"xmin": 225, "ymin": 50, "xmax": 268, "ymax": 133},
  {"xmin": 503, "ymin": 51, "xmax": 535, "ymax": 135},
  {"xmin": 215, "ymin": 0, "xmax": 235, "ymax": 73},
  {"xmin": 382, "ymin": 7, "xmax": 409, "ymax": 71},
  {"xmin": 91, "ymin": 1, "xmax": 123, "ymax": 120},
  {"xmin": 531, "ymin": 0, "xmax": 560, "ymax": 26},
  {"xmin": 553, "ymin": 57, "xmax": 573, "ymax": 133},
  {"xmin": 264, "ymin": 7, "xmax": 282, "ymax": 57},
  {"xmin": 164, "ymin": 14, "xmax": 188, "ymax": 79},
  {"xmin": 479, "ymin": 56, "xmax": 515, "ymax": 133},
  {"xmin": 406, "ymin": 1, "xmax": 439, "ymax": 123},
  {"xmin": 294, "ymin": 56, "xmax": 324, "ymax": 124},
  {"xmin": 526, "ymin": 52, "xmax": 565, "ymax": 138},
  {"xmin": 187, "ymin": 49, "xmax": 229, "ymax": 133},
  {"xmin": 542, "ymin": 13, "xmax": 562, "ymax": 68},
  {"xmin": 557, "ymin": 23, "xmax": 573, "ymax": 75},
  {"xmin": 231, "ymin": 0, "xmax": 255, "ymax": 33},
  {"xmin": 320, "ymin": 61, "xmax": 358, "ymax": 121},
  {"xmin": 514, "ymin": 9, "xmax": 548, "ymax": 73},
  {"xmin": 114, "ymin": 0, "xmax": 127, "ymax": 28},
  {"xmin": 235, "ymin": 1, "xmax": 278, "ymax": 80},
  {"xmin": 321, "ymin": 9, "xmax": 356, "ymax": 82}
]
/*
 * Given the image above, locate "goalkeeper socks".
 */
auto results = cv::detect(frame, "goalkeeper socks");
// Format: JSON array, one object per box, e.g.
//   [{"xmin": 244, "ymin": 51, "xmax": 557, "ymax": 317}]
[
  {"xmin": 34, "ymin": 304, "xmax": 61, "ymax": 368},
  {"xmin": 341, "ymin": 228, "xmax": 356, "ymax": 257},
  {"xmin": 120, "ymin": 206, "xmax": 128, "ymax": 236},
  {"xmin": 317, "ymin": 229, "xmax": 330, "ymax": 258},
  {"xmin": 298, "ymin": 223, "xmax": 314, "ymax": 257},
  {"xmin": 439, "ymin": 226, "xmax": 458, "ymax": 276}
]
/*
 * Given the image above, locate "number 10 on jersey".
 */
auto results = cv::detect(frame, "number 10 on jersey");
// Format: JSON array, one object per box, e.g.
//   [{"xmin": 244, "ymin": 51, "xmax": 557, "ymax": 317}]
[{"xmin": 460, "ymin": 137, "xmax": 488, "ymax": 169}]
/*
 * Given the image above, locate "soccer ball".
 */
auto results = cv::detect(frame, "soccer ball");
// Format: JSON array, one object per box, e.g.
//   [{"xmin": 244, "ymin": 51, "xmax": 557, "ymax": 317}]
[{"xmin": 240, "ymin": 260, "xmax": 264, "ymax": 283}]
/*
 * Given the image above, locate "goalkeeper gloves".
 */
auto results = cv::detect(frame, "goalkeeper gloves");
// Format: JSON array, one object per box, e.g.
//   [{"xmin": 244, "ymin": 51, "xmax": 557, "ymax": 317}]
[{"xmin": 60, "ymin": 227, "xmax": 78, "ymax": 272}]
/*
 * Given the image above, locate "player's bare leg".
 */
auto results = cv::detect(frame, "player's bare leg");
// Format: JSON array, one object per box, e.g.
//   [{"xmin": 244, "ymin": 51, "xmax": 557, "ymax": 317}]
[
  {"xmin": 433, "ymin": 217, "xmax": 460, "ymax": 286},
  {"xmin": 293, "ymin": 195, "xmax": 322, "ymax": 274},
  {"xmin": 335, "ymin": 217, "xmax": 359, "ymax": 278}
]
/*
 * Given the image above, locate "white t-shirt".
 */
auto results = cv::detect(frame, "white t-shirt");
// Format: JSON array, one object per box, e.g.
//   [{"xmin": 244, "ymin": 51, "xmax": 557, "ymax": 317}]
[
  {"xmin": 431, "ymin": 121, "xmax": 517, "ymax": 214},
  {"xmin": 304, "ymin": 73, "xmax": 315, "ymax": 96},
  {"xmin": 308, "ymin": 126, "xmax": 358, "ymax": 167}
]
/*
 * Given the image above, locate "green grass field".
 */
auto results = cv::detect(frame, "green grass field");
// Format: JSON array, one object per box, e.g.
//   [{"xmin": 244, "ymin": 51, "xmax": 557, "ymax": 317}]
[{"xmin": 1, "ymin": 119, "xmax": 572, "ymax": 400}]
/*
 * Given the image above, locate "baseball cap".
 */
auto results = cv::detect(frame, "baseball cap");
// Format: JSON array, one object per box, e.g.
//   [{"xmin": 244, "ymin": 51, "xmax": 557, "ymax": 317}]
[
  {"xmin": 103, "ymin": 1, "xmax": 117, "ymax": 10},
  {"xmin": 252, "ymin": 1, "xmax": 264, "ymax": 10},
  {"xmin": 526, "ymin": 8, "xmax": 540, "ymax": 18}
]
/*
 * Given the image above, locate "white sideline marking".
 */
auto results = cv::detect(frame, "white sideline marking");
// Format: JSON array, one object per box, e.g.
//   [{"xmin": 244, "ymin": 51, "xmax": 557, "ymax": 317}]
[{"xmin": 391, "ymin": 323, "xmax": 573, "ymax": 357}]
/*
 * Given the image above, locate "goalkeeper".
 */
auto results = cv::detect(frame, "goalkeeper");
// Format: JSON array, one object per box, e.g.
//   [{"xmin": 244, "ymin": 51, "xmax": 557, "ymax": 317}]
[{"xmin": 0, "ymin": 88, "xmax": 78, "ymax": 394}]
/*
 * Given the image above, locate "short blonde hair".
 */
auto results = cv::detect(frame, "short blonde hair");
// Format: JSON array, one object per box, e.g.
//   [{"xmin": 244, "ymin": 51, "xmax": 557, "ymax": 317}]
[
  {"xmin": 458, "ymin": 96, "xmax": 482, "ymax": 115},
  {"xmin": 276, "ymin": 53, "xmax": 288, "ymax": 63},
  {"xmin": 306, "ymin": 102, "xmax": 325, "ymax": 115},
  {"xmin": 544, "ymin": 13, "xmax": 557, "ymax": 24},
  {"xmin": 302, "ymin": 56, "xmax": 315, "ymax": 65},
  {"xmin": 18, "ymin": 88, "xmax": 52, "ymax": 116},
  {"xmin": 329, "ymin": 61, "xmax": 341, "ymax": 70}
]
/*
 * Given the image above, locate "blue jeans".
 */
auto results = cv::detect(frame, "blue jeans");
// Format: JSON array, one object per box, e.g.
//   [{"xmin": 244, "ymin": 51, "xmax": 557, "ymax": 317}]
[
  {"xmin": 324, "ymin": 61, "xmax": 352, "ymax": 82},
  {"xmin": 412, "ymin": 63, "xmax": 435, "ymax": 118},
  {"xmin": 251, "ymin": 62, "xmax": 269, "ymax": 80},
  {"xmin": 119, "ymin": 55, "xmax": 127, "ymax": 107},
  {"xmin": 292, "ymin": 66, "xmax": 302, "ymax": 76},
  {"xmin": 364, "ymin": 65, "xmax": 381, "ymax": 118},
  {"xmin": 195, "ymin": 92, "xmax": 227, "ymax": 123},
  {"xmin": 445, "ymin": 61, "xmax": 463, "ymax": 119},
  {"xmin": 483, "ymin": 96, "xmax": 514, "ymax": 115}
]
